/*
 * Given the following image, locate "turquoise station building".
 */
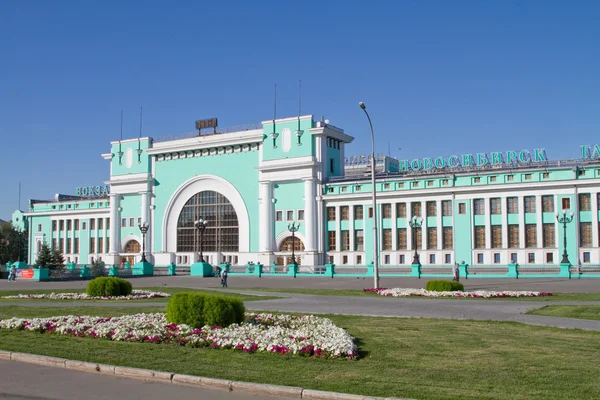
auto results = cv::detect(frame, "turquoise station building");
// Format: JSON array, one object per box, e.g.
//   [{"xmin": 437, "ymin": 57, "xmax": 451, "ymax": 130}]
[{"xmin": 14, "ymin": 115, "xmax": 600, "ymax": 270}]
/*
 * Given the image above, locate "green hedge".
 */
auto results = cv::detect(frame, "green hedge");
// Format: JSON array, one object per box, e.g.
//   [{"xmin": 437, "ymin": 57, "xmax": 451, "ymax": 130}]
[
  {"xmin": 86, "ymin": 277, "xmax": 133, "ymax": 297},
  {"xmin": 425, "ymin": 280, "xmax": 465, "ymax": 292},
  {"xmin": 166, "ymin": 292, "xmax": 245, "ymax": 328}
]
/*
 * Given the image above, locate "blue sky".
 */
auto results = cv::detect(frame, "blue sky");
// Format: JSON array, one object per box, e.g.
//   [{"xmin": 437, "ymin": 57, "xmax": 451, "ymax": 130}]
[{"xmin": 1, "ymin": 0, "xmax": 599, "ymax": 219}]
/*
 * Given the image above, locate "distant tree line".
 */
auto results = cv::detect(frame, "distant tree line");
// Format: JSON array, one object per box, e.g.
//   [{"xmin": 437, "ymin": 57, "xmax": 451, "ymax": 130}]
[{"xmin": 0, "ymin": 222, "xmax": 28, "ymax": 264}]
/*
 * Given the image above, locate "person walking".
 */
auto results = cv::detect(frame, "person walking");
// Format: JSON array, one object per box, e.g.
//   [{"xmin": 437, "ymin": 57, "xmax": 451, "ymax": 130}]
[
  {"xmin": 7, "ymin": 265, "xmax": 17, "ymax": 282},
  {"xmin": 221, "ymin": 269, "xmax": 228, "ymax": 288},
  {"xmin": 452, "ymin": 263, "xmax": 460, "ymax": 282}
]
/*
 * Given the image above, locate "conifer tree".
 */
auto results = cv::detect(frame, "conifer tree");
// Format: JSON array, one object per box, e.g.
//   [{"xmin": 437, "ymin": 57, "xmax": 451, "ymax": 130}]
[
  {"xmin": 35, "ymin": 243, "xmax": 52, "ymax": 268},
  {"xmin": 50, "ymin": 248, "xmax": 65, "ymax": 270}
]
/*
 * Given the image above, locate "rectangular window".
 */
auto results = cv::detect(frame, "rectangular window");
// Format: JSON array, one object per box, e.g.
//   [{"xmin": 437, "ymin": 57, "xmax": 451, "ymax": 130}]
[
  {"xmin": 579, "ymin": 193, "xmax": 591, "ymax": 211},
  {"xmin": 355, "ymin": 230, "xmax": 364, "ymax": 251},
  {"xmin": 82, "ymin": 222, "xmax": 86, "ymax": 230},
  {"xmin": 414, "ymin": 227, "xmax": 422, "ymax": 249},
  {"xmin": 91, "ymin": 219, "xmax": 96, "ymax": 230},
  {"xmin": 341, "ymin": 186, "xmax": 347, "ymax": 193},
  {"xmin": 382, "ymin": 204, "xmax": 392, "ymax": 219},
  {"xmin": 276, "ymin": 211, "xmax": 283, "ymax": 221},
  {"xmin": 357, "ymin": 255, "xmax": 363, "ymax": 264},
  {"xmin": 59, "ymin": 238, "xmax": 64, "ymax": 253},
  {"xmin": 368, "ymin": 207, "xmax": 373, "ymax": 218},
  {"xmin": 53, "ymin": 239, "xmax": 58, "ymax": 250},
  {"xmin": 524, "ymin": 196, "xmax": 536, "ymax": 213},
  {"xmin": 341, "ymin": 230, "xmax": 350, "ymax": 251},
  {"xmin": 412, "ymin": 181, "xmax": 419, "ymax": 187},
  {"xmin": 396, "ymin": 203, "xmax": 406, "ymax": 218},
  {"xmin": 528, "ymin": 253, "xmax": 535, "ymax": 263},
  {"xmin": 74, "ymin": 238, "xmax": 80, "ymax": 254},
  {"xmin": 427, "ymin": 227, "xmax": 437, "ymax": 249},
  {"xmin": 524, "ymin": 174, "xmax": 532, "ymax": 180},
  {"xmin": 442, "ymin": 200, "xmax": 452, "ymax": 216},
  {"xmin": 137, "ymin": 217, "xmax": 141, "ymax": 226},
  {"xmin": 59, "ymin": 220, "xmax": 64, "ymax": 230},
  {"xmin": 580, "ymin": 222, "xmax": 592, "ymax": 247},
  {"xmin": 490, "ymin": 198, "xmax": 501, "ymax": 215},
  {"xmin": 98, "ymin": 219, "xmax": 103, "ymax": 230},
  {"xmin": 66, "ymin": 238, "xmax": 71, "ymax": 253},
  {"xmin": 286, "ymin": 210, "xmax": 294, "ymax": 221},
  {"xmin": 561, "ymin": 198, "xmax": 571, "ymax": 210},
  {"xmin": 508, "ymin": 225, "xmax": 520, "ymax": 248},
  {"xmin": 583, "ymin": 252, "xmax": 591, "ymax": 263},
  {"xmin": 474, "ymin": 226, "xmax": 485, "ymax": 249},
  {"xmin": 427, "ymin": 180, "xmax": 434, "ymax": 187},
  {"xmin": 542, "ymin": 195, "xmax": 554, "ymax": 212},
  {"xmin": 525, "ymin": 224, "xmax": 537, "ymax": 248},
  {"xmin": 411, "ymin": 202, "xmax": 422, "ymax": 217},
  {"xmin": 327, "ymin": 187, "xmax": 334, "ymax": 193},
  {"xmin": 98, "ymin": 238, "xmax": 104, "ymax": 253},
  {"xmin": 106, "ymin": 219, "xmax": 110, "ymax": 229},
  {"xmin": 297, "ymin": 210, "xmax": 305, "ymax": 221},
  {"xmin": 384, "ymin": 183, "xmax": 390, "ymax": 189},
  {"xmin": 37, "ymin": 224, "xmax": 42, "ymax": 232},
  {"xmin": 67, "ymin": 220, "xmax": 72, "ymax": 230},
  {"xmin": 426, "ymin": 201, "xmax": 437, "ymax": 217},
  {"xmin": 543, "ymin": 224, "xmax": 555, "ymax": 248},
  {"xmin": 494, "ymin": 253, "xmax": 501, "ymax": 264},
  {"xmin": 397, "ymin": 182, "xmax": 404, "ymax": 189},
  {"xmin": 327, "ymin": 207, "xmax": 336, "ymax": 221},
  {"xmin": 329, "ymin": 158, "xmax": 334, "ymax": 173},
  {"xmin": 355, "ymin": 185, "xmax": 361, "ymax": 191},
  {"xmin": 429, "ymin": 254, "xmax": 436, "ymax": 264},
  {"xmin": 507, "ymin": 175, "xmax": 514, "ymax": 181},
  {"xmin": 90, "ymin": 238, "xmax": 95, "ymax": 254},
  {"xmin": 397, "ymin": 228, "xmax": 407, "ymax": 250},
  {"xmin": 121, "ymin": 218, "xmax": 126, "ymax": 227},
  {"xmin": 74, "ymin": 219, "xmax": 79, "ymax": 230},
  {"xmin": 52, "ymin": 221, "xmax": 57, "ymax": 231},
  {"xmin": 354, "ymin": 205, "xmax": 363, "ymax": 220},
  {"xmin": 507, "ymin": 197, "xmax": 519, "ymax": 214},
  {"xmin": 474, "ymin": 177, "xmax": 481, "ymax": 183},
  {"xmin": 340, "ymin": 206, "xmax": 349, "ymax": 220},
  {"xmin": 399, "ymin": 255, "xmax": 405, "ymax": 264},
  {"xmin": 510, "ymin": 253, "xmax": 518, "ymax": 263},
  {"xmin": 579, "ymin": 169, "xmax": 586, "ymax": 177},
  {"xmin": 458, "ymin": 203, "xmax": 466, "ymax": 214},
  {"xmin": 477, "ymin": 253, "xmax": 484, "ymax": 264},
  {"xmin": 342, "ymin": 255, "xmax": 348, "ymax": 265},
  {"xmin": 328, "ymin": 231, "xmax": 336, "ymax": 251},
  {"xmin": 442, "ymin": 227, "xmax": 453, "ymax": 249},
  {"xmin": 106, "ymin": 238, "xmax": 109, "ymax": 254},
  {"xmin": 442, "ymin": 179, "xmax": 449, "ymax": 186},
  {"xmin": 445, "ymin": 254, "xmax": 451, "ymax": 264},
  {"xmin": 384, "ymin": 255, "xmax": 391, "ymax": 264},
  {"xmin": 543, "ymin": 172, "xmax": 550, "ymax": 179},
  {"xmin": 491, "ymin": 225, "xmax": 502, "ymax": 248},
  {"xmin": 382, "ymin": 229, "xmax": 392, "ymax": 250},
  {"xmin": 473, "ymin": 199, "xmax": 485, "ymax": 215},
  {"xmin": 129, "ymin": 218, "xmax": 134, "ymax": 227},
  {"xmin": 490, "ymin": 176, "xmax": 497, "ymax": 182},
  {"xmin": 546, "ymin": 253, "xmax": 553, "ymax": 263}
]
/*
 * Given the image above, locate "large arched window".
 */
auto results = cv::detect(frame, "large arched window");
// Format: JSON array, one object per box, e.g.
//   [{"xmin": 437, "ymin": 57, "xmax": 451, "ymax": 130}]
[
  {"xmin": 177, "ymin": 191, "xmax": 239, "ymax": 252},
  {"xmin": 279, "ymin": 237, "xmax": 305, "ymax": 252},
  {"xmin": 123, "ymin": 240, "xmax": 140, "ymax": 253}
]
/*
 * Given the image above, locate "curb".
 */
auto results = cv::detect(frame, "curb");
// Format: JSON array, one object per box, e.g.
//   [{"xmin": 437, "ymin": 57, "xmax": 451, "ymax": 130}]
[{"xmin": 0, "ymin": 350, "xmax": 412, "ymax": 400}]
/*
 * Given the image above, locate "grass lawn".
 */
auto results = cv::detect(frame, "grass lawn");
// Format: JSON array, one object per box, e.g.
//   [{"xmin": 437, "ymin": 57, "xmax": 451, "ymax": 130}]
[
  {"xmin": 0, "ymin": 287, "xmax": 281, "ymax": 303},
  {"xmin": 238, "ymin": 287, "xmax": 600, "ymax": 301},
  {"xmin": 1, "ymin": 305, "xmax": 599, "ymax": 400},
  {"xmin": 527, "ymin": 305, "xmax": 600, "ymax": 321}
]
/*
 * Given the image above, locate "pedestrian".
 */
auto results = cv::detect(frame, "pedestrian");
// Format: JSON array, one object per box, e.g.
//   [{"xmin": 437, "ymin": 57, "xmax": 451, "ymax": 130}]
[
  {"xmin": 215, "ymin": 265, "xmax": 221, "ymax": 278},
  {"xmin": 221, "ymin": 269, "xmax": 228, "ymax": 288},
  {"xmin": 452, "ymin": 263, "xmax": 460, "ymax": 282},
  {"xmin": 8, "ymin": 265, "xmax": 17, "ymax": 282}
]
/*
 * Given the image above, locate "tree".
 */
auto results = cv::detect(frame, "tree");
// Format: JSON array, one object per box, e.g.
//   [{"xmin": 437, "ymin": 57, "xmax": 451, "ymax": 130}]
[
  {"xmin": 50, "ymin": 248, "xmax": 65, "ymax": 270},
  {"xmin": 0, "ymin": 222, "xmax": 28, "ymax": 264},
  {"xmin": 35, "ymin": 243, "xmax": 53, "ymax": 268}
]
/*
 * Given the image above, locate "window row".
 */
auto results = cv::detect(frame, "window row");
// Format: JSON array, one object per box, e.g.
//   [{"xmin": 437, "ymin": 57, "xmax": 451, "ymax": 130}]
[
  {"xmin": 327, "ymin": 227, "xmax": 454, "ymax": 251},
  {"xmin": 50, "ymin": 237, "xmax": 110, "ymax": 254},
  {"xmin": 121, "ymin": 217, "xmax": 143, "ymax": 228},
  {"xmin": 275, "ymin": 209, "xmax": 305, "ymax": 222},
  {"xmin": 50, "ymin": 219, "xmax": 108, "ymax": 232},
  {"xmin": 327, "ymin": 201, "xmax": 453, "ymax": 221}
]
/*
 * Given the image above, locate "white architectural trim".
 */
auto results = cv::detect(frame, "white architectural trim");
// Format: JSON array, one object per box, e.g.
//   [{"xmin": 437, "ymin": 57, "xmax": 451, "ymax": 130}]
[
  {"xmin": 162, "ymin": 175, "xmax": 250, "ymax": 253},
  {"xmin": 275, "ymin": 230, "xmax": 307, "ymax": 251},
  {"xmin": 261, "ymin": 114, "xmax": 313, "ymax": 125},
  {"xmin": 147, "ymin": 130, "xmax": 264, "ymax": 155},
  {"xmin": 121, "ymin": 234, "xmax": 141, "ymax": 250},
  {"xmin": 110, "ymin": 137, "xmax": 151, "ymax": 145}
]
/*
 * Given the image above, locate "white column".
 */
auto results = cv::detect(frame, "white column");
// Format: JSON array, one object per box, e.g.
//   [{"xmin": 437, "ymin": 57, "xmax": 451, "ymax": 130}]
[
  {"xmin": 109, "ymin": 194, "xmax": 120, "ymax": 254},
  {"xmin": 140, "ymin": 191, "xmax": 150, "ymax": 259},
  {"xmin": 484, "ymin": 199, "xmax": 491, "ymax": 249},
  {"xmin": 407, "ymin": 202, "xmax": 414, "ymax": 252},
  {"xmin": 519, "ymin": 196, "xmax": 526, "ymax": 249},
  {"xmin": 303, "ymin": 178, "xmax": 316, "ymax": 251},
  {"xmin": 349, "ymin": 203, "xmax": 355, "ymax": 252},
  {"xmin": 391, "ymin": 202, "xmax": 398, "ymax": 251},
  {"xmin": 63, "ymin": 219, "xmax": 67, "ymax": 253},
  {"xmin": 501, "ymin": 196, "xmax": 508, "ymax": 251},
  {"xmin": 592, "ymin": 192, "xmax": 599, "ymax": 250},
  {"xmin": 421, "ymin": 201, "xmax": 427, "ymax": 253},
  {"xmin": 554, "ymin": 194, "xmax": 560, "ymax": 249},
  {"xmin": 536, "ymin": 195, "xmax": 544, "ymax": 249},
  {"xmin": 258, "ymin": 182, "xmax": 273, "ymax": 252},
  {"xmin": 436, "ymin": 200, "xmax": 442, "ymax": 250},
  {"xmin": 335, "ymin": 205, "xmax": 341, "ymax": 252}
]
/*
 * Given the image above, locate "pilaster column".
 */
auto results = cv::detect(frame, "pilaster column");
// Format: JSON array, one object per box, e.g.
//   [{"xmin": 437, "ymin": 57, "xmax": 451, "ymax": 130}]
[
  {"xmin": 303, "ymin": 178, "xmax": 316, "ymax": 251},
  {"xmin": 519, "ymin": 196, "xmax": 526, "ymax": 249},
  {"xmin": 259, "ymin": 182, "xmax": 273, "ymax": 252},
  {"xmin": 536, "ymin": 195, "xmax": 544, "ymax": 249},
  {"xmin": 501, "ymin": 197, "xmax": 508, "ymax": 250},
  {"xmin": 391, "ymin": 202, "xmax": 398, "ymax": 251},
  {"xmin": 335, "ymin": 205, "xmax": 341, "ymax": 252},
  {"xmin": 436, "ymin": 200, "xmax": 442, "ymax": 250},
  {"xmin": 484, "ymin": 198, "xmax": 491, "ymax": 249},
  {"xmin": 109, "ymin": 194, "xmax": 120, "ymax": 254},
  {"xmin": 593, "ymin": 192, "xmax": 599, "ymax": 250}
]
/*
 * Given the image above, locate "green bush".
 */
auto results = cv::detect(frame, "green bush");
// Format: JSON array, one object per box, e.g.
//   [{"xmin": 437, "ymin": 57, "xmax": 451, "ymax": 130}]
[
  {"xmin": 425, "ymin": 280, "xmax": 465, "ymax": 292},
  {"xmin": 166, "ymin": 292, "xmax": 245, "ymax": 328},
  {"xmin": 86, "ymin": 277, "xmax": 133, "ymax": 297}
]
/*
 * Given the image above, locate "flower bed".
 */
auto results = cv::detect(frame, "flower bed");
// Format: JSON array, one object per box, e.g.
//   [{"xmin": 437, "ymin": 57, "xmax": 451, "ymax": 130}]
[
  {"xmin": 1, "ymin": 290, "xmax": 171, "ymax": 300},
  {"xmin": 0, "ymin": 313, "xmax": 357, "ymax": 359},
  {"xmin": 364, "ymin": 288, "xmax": 553, "ymax": 298}
]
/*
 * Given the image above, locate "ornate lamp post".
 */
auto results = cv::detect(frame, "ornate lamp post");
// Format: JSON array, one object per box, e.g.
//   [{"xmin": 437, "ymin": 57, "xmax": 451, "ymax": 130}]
[
  {"xmin": 138, "ymin": 222, "xmax": 149, "ymax": 262},
  {"xmin": 194, "ymin": 218, "xmax": 209, "ymax": 262},
  {"xmin": 359, "ymin": 101, "xmax": 380, "ymax": 288},
  {"xmin": 556, "ymin": 210, "xmax": 574, "ymax": 264},
  {"xmin": 409, "ymin": 216, "xmax": 423, "ymax": 265},
  {"xmin": 288, "ymin": 222, "xmax": 300, "ymax": 264}
]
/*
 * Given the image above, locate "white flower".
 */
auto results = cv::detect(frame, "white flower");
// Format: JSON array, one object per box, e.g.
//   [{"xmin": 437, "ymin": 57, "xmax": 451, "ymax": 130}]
[
  {"xmin": 373, "ymin": 288, "xmax": 551, "ymax": 298},
  {"xmin": 1, "ymin": 290, "xmax": 171, "ymax": 300}
]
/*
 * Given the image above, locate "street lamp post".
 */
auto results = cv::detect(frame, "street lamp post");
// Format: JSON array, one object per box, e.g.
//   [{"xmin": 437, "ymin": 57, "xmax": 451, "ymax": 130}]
[
  {"xmin": 194, "ymin": 218, "xmax": 209, "ymax": 263},
  {"xmin": 359, "ymin": 102, "xmax": 380, "ymax": 288},
  {"xmin": 556, "ymin": 210, "xmax": 574, "ymax": 264},
  {"xmin": 288, "ymin": 222, "xmax": 300, "ymax": 264},
  {"xmin": 409, "ymin": 216, "xmax": 423, "ymax": 265},
  {"xmin": 138, "ymin": 222, "xmax": 149, "ymax": 262}
]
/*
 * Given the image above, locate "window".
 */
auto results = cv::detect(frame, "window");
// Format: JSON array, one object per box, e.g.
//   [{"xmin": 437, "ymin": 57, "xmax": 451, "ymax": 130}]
[
  {"xmin": 427, "ymin": 180, "xmax": 434, "ymax": 187},
  {"xmin": 528, "ymin": 253, "xmax": 535, "ymax": 263},
  {"xmin": 412, "ymin": 181, "xmax": 419, "ymax": 187},
  {"xmin": 492, "ymin": 225, "xmax": 502, "ymax": 248},
  {"xmin": 543, "ymin": 224, "xmax": 555, "ymax": 248},
  {"xmin": 524, "ymin": 174, "xmax": 532, "ymax": 180},
  {"xmin": 490, "ymin": 176, "xmax": 497, "ymax": 182},
  {"xmin": 355, "ymin": 230, "xmax": 364, "ymax": 251},
  {"xmin": 354, "ymin": 205, "xmax": 363, "ymax": 220},
  {"xmin": 329, "ymin": 158, "xmax": 334, "ymax": 173},
  {"xmin": 98, "ymin": 238, "xmax": 104, "ymax": 253},
  {"xmin": 368, "ymin": 207, "xmax": 373, "ymax": 218},
  {"xmin": 66, "ymin": 238, "xmax": 71, "ymax": 253},
  {"xmin": 525, "ymin": 224, "xmax": 537, "ymax": 248},
  {"xmin": 442, "ymin": 200, "xmax": 452, "ymax": 216},
  {"xmin": 298, "ymin": 210, "xmax": 305, "ymax": 221},
  {"xmin": 67, "ymin": 220, "xmax": 72, "ymax": 230},
  {"xmin": 106, "ymin": 219, "xmax": 110, "ymax": 229},
  {"xmin": 583, "ymin": 252, "xmax": 591, "ymax": 263},
  {"xmin": 474, "ymin": 177, "xmax": 481, "ymax": 183},
  {"xmin": 477, "ymin": 253, "xmax": 484, "ymax": 263},
  {"xmin": 397, "ymin": 228, "xmax": 407, "ymax": 249},
  {"xmin": 382, "ymin": 229, "xmax": 392, "ymax": 250},
  {"xmin": 399, "ymin": 255, "xmax": 405, "ymax": 264},
  {"xmin": 342, "ymin": 255, "xmax": 348, "ymax": 265},
  {"xmin": 129, "ymin": 218, "xmax": 134, "ymax": 227},
  {"xmin": 490, "ymin": 198, "xmax": 501, "ymax": 214},
  {"xmin": 427, "ymin": 227, "xmax": 437, "ymax": 249},
  {"xmin": 327, "ymin": 207, "xmax": 336, "ymax": 221},
  {"xmin": 426, "ymin": 201, "xmax": 436, "ymax": 216},
  {"xmin": 474, "ymin": 226, "xmax": 485, "ymax": 249},
  {"xmin": 98, "ymin": 219, "xmax": 103, "ymax": 230},
  {"xmin": 542, "ymin": 195, "xmax": 554, "ymax": 212},
  {"xmin": 546, "ymin": 253, "xmax": 553, "ymax": 263},
  {"xmin": 507, "ymin": 175, "xmax": 514, "ymax": 181},
  {"xmin": 524, "ymin": 196, "xmax": 536, "ymax": 213},
  {"xmin": 442, "ymin": 179, "xmax": 449, "ymax": 186},
  {"xmin": 53, "ymin": 239, "xmax": 58, "ymax": 250},
  {"xmin": 507, "ymin": 197, "xmax": 519, "ymax": 214},
  {"xmin": 442, "ymin": 227, "xmax": 453, "ymax": 249},
  {"xmin": 543, "ymin": 172, "xmax": 550, "ymax": 179},
  {"xmin": 328, "ymin": 187, "xmax": 334, "ymax": 193},
  {"xmin": 74, "ymin": 238, "xmax": 79, "ymax": 254},
  {"xmin": 74, "ymin": 220, "xmax": 79, "ymax": 230},
  {"xmin": 414, "ymin": 227, "xmax": 422, "ymax": 249},
  {"xmin": 82, "ymin": 222, "xmax": 87, "ymax": 230},
  {"xmin": 494, "ymin": 253, "xmax": 501, "ymax": 264},
  {"xmin": 429, "ymin": 254, "xmax": 436, "ymax": 264},
  {"xmin": 286, "ymin": 210, "xmax": 294, "ymax": 221},
  {"xmin": 52, "ymin": 221, "xmax": 57, "ymax": 231},
  {"xmin": 355, "ymin": 185, "xmax": 361, "ymax": 191},
  {"xmin": 411, "ymin": 202, "xmax": 422, "ymax": 217},
  {"xmin": 458, "ymin": 203, "xmax": 466, "ymax": 214},
  {"xmin": 508, "ymin": 225, "xmax": 520, "ymax": 248},
  {"xmin": 357, "ymin": 255, "xmax": 362, "ymax": 264},
  {"xmin": 397, "ymin": 182, "xmax": 404, "ymax": 189},
  {"xmin": 328, "ymin": 231, "xmax": 336, "ymax": 251},
  {"xmin": 510, "ymin": 253, "xmax": 518, "ymax": 263},
  {"xmin": 384, "ymin": 255, "xmax": 391, "ymax": 264},
  {"xmin": 384, "ymin": 183, "xmax": 390, "ymax": 189},
  {"xmin": 341, "ymin": 230, "xmax": 350, "ymax": 251},
  {"xmin": 59, "ymin": 220, "xmax": 64, "ymax": 230},
  {"xmin": 341, "ymin": 186, "xmax": 347, "ymax": 193},
  {"xmin": 276, "ymin": 211, "xmax": 283, "ymax": 221},
  {"xmin": 137, "ymin": 217, "xmax": 141, "ymax": 225},
  {"xmin": 445, "ymin": 254, "xmax": 452, "ymax": 264},
  {"xmin": 578, "ymin": 169, "xmax": 586, "ymax": 177},
  {"xmin": 579, "ymin": 193, "xmax": 591, "ymax": 211},
  {"xmin": 121, "ymin": 218, "xmax": 126, "ymax": 227},
  {"xmin": 38, "ymin": 224, "xmax": 42, "ymax": 232},
  {"xmin": 396, "ymin": 203, "xmax": 406, "ymax": 218},
  {"xmin": 561, "ymin": 198, "xmax": 571, "ymax": 210},
  {"xmin": 382, "ymin": 204, "xmax": 392, "ymax": 219},
  {"xmin": 580, "ymin": 222, "xmax": 592, "ymax": 247},
  {"xmin": 473, "ymin": 199, "xmax": 484, "ymax": 215},
  {"xmin": 89, "ymin": 238, "xmax": 95, "ymax": 254},
  {"xmin": 106, "ymin": 238, "xmax": 109, "ymax": 253},
  {"xmin": 340, "ymin": 206, "xmax": 349, "ymax": 220}
]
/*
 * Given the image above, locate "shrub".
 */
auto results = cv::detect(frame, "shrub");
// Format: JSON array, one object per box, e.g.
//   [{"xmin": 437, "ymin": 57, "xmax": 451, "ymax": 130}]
[
  {"xmin": 86, "ymin": 277, "xmax": 133, "ymax": 297},
  {"xmin": 166, "ymin": 292, "xmax": 245, "ymax": 328},
  {"xmin": 425, "ymin": 280, "xmax": 465, "ymax": 292}
]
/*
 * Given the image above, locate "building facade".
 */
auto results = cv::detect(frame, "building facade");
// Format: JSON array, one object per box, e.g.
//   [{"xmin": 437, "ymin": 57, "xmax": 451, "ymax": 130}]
[{"xmin": 16, "ymin": 115, "xmax": 600, "ymax": 268}]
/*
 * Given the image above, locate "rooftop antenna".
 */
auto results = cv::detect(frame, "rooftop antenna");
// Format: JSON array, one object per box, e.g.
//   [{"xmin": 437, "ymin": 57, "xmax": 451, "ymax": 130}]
[
  {"xmin": 296, "ymin": 80, "xmax": 304, "ymax": 145},
  {"xmin": 139, "ymin": 106, "xmax": 143, "ymax": 139},
  {"xmin": 270, "ymin": 84, "xmax": 279, "ymax": 148},
  {"xmin": 136, "ymin": 106, "xmax": 143, "ymax": 163},
  {"xmin": 18, "ymin": 181, "xmax": 21, "ymax": 211},
  {"xmin": 117, "ymin": 110, "xmax": 124, "ymax": 165}
]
